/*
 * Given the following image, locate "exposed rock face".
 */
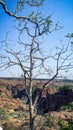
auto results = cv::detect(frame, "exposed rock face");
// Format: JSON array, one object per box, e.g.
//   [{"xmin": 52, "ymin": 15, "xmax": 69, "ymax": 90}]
[
  {"xmin": 10, "ymin": 84, "xmax": 26, "ymax": 99},
  {"xmin": 6, "ymin": 84, "xmax": 73, "ymax": 115},
  {"xmin": 10, "ymin": 84, "xmax": 41, "ymax": 104},
  {"xmin": 37, "ymin": 89, "xmax": 73, "ymax": 114}
]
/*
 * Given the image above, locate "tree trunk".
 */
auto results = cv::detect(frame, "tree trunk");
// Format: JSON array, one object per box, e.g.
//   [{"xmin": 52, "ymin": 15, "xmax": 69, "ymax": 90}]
[
  {"xmin": 29, "ymin": 103, "xmax": 35, "ymax": 130},
  {"xmin": 29, "ymin": 37, "xmax": 36, "ymax": 130}
]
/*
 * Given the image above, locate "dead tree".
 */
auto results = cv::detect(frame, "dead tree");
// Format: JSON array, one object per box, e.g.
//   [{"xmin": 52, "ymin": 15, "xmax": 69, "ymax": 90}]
[{"xmin": 0, "ymin": 0, "xmax": 73, "ymax": 130}]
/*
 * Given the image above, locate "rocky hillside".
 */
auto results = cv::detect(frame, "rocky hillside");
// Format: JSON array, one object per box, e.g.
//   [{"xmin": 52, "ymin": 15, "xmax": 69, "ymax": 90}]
[{"xmin": 0, "ymin": 79, "xmax": 73, "ymax": 130}]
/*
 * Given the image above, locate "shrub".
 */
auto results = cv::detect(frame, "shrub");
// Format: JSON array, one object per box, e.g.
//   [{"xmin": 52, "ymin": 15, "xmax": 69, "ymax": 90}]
[
  {"xmin": 0, "ymin": 108, "xmax": 4, "ymax": 114},
  {"xmin": 58, "ymin": 85, "xmax": 72, "ymax": 92},
  {"xmin": 43, "ymin": 113, "xmax": 55, "ymax": 127},
  {"xmin": 58, "ymin": 118, "xmax": 73, "ymax": 130},
  {"xmin": 62, "ymin": 102, "xmax": 73, "ymax": 111}
]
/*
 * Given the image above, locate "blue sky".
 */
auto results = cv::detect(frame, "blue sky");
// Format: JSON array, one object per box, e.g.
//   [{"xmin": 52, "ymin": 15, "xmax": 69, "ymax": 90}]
[
  {"xmin": 45, "ymin": 0, "xmax": 73, "ymax": 34},
  {"xmin": 0, "ymin": 0, "xmax": 73, "ymax": 78}
]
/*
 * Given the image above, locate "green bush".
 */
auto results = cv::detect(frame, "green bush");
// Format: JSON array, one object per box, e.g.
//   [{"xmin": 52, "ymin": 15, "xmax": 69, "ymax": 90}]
[
  {"xmin": 44, "ymin": 113, "xmax": 55, "ymax": 127},
  {"xmin": 58, "ymin": 85, "xmax": 72, "ymax": 92},
  {"xmin": 0, "ymin": 108, "xmax": 4, "ymax": 114},
  {"xmin": 58, "ymin": 118, "xmax": 73, "ymax": 130},
  {"xmin": 62, "ymin": 102, "xmax": 73, "ymax": 111}
]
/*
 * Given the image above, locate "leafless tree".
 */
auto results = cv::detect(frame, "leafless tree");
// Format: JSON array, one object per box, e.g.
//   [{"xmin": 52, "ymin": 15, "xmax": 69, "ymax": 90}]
[{"xmin": 0, "ymin": 0, "xmax": 73, "ymax": 130}]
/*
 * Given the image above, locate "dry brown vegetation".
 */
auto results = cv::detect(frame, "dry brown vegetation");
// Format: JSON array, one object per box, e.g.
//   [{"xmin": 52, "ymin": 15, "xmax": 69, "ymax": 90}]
[{"xmin": 0, "ymin": 78, "xmax": 73, "ymax": 130}]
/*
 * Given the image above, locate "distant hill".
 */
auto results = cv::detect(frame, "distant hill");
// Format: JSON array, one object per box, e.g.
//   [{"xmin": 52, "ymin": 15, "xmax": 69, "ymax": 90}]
[{"xmin": 0, "ymin": 77, "xmax": 73, "ymax": 83}]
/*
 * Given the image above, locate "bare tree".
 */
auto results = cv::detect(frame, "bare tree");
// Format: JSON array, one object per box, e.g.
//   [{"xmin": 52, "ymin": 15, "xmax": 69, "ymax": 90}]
[{"xmin": 0, "ymin": 0, "xmax": 73, "ymax": 130}]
